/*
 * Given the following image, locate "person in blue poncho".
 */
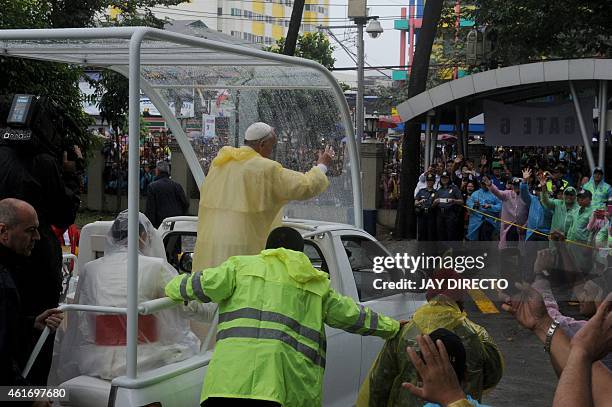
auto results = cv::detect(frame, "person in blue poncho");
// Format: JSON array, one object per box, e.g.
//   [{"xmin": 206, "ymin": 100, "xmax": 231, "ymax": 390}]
[{"xmin": 466, "ymin": 175, "xmax": 501, "ymax": 241}]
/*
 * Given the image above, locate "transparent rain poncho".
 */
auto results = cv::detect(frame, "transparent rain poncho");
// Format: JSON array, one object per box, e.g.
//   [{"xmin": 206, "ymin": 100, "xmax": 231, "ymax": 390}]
[{"xmin": 49, "ymin": 211, "xmax": 202, "ymax": 384}]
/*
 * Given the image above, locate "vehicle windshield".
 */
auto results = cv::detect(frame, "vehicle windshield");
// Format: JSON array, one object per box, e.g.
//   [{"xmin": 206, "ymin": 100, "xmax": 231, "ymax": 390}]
[{"xmin": 141, "ymin": 63, "xmax": 355, "ymax": 224}]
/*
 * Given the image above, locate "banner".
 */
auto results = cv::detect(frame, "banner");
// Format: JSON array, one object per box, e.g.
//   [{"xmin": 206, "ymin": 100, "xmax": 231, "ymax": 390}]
[
  {"xmin": 203, "ymin": 115, "xmax": 216, "ymax": 139},
  {"xmin": 140, "ymin": 97, "xmax": 195, "ymax": 118},
  {"xmin": 483, "ymin": 99, "xmax": 593, "ymax": 146}
]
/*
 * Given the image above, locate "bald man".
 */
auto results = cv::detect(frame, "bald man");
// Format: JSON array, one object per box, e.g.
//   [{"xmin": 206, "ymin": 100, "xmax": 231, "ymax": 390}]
[
  {"xmin": 0, "ymin": 198, "xmax": 63, "ymax": 388},
  {"xmin": 192, "ymin": 122, "xmax": 334, "ymax": 271}
]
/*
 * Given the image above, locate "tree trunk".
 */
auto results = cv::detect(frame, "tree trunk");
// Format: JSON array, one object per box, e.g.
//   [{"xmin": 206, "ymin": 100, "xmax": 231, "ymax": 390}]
[
  {"xmin": 395, "ymin": 0, "xmax": 444, "ymax": 239},
  {"xmin": 283, "ymin": 0, "xmax": 305, "ymax": 56}
]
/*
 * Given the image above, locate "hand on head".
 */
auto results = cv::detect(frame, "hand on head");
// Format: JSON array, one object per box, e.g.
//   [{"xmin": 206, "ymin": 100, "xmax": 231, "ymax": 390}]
[{"xmin": 402, "ymin": 334, "xmax": 465, "ymax": 405}]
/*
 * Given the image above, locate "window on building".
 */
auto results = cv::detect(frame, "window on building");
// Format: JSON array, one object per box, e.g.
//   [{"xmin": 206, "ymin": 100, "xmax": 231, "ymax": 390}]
[{"xmin": 217, "ymin": 7, "xmax": 222, "ymax": 16}]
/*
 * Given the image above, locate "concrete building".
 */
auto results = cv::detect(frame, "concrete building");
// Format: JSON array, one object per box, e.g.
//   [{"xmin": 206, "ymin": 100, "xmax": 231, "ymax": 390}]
[{"xmin": 129, "ymin": 0, "xmax": 330, "ymax": 46}]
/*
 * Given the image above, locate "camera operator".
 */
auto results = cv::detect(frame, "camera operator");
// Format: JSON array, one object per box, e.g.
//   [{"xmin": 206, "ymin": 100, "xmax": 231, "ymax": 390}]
[{"xmin": 0, "ymin": 95, "xmax": 79, "ymax": 384}]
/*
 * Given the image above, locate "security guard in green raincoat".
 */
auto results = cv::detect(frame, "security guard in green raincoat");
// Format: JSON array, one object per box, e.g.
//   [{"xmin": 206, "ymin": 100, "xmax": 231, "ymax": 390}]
[
  {"xmin": 165, "ymin": 227, "xmax": 400, "ymax": 407},
  {"xmin": 356, "ymin": 269, "xmax": 504, "ymax": 407}
]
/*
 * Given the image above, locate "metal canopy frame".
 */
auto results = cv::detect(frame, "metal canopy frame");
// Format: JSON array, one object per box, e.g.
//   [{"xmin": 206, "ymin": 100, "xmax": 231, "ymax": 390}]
[
  {"xmin": 396, "ymin": 59, "xmax": 612, "ymax": 173},
  {"xmin": 1, "ymin": 27, "xmax": 363, "ymax": 380}
]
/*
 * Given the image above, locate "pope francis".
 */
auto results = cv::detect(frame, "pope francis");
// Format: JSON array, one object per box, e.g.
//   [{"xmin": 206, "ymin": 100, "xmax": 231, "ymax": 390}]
[{"xmin": 192, "ymin": 122, "xmax": 334, "ymax": 270}]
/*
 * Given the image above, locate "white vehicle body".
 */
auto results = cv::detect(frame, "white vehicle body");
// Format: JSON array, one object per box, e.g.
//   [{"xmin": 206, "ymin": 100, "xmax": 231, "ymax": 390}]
[{"xmin": 50, "ymin": 217, "xmax": 423, "ymax": 406}]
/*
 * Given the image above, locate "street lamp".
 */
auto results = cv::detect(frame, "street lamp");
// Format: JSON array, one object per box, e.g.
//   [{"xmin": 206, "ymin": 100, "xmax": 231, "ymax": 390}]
[{"xmin": 364, "ymin": 112, "xmax": 379, "ymax": 139}]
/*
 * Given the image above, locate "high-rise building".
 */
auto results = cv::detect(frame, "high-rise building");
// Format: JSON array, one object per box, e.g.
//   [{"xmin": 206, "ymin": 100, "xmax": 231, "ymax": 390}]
[{"xmin": 138, "ymin": 0, "xmax": 330, "ymax": 46}]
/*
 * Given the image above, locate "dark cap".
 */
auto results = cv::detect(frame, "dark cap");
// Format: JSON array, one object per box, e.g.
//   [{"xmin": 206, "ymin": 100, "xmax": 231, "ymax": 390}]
[
  {"xmin": 593, "ymin": 166, "xmax": 604, "ymax": 174},
  {"xmin": 577, "ymin": 189, "xmax": 592, "ymax": 198},
  {"xmin": 426, "ymin": 173, "xmax": 436, "ymax": 182},
  {"xmin": 429, "ymin": 328, "xmax": 466, "ymax": 382},
  {"xmin": 441, "ymin": 171, "xmax": 450, "ymax": 178}
]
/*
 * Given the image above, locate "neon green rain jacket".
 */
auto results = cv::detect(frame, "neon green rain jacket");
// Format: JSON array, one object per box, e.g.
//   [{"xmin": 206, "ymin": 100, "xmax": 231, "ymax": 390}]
[{"xmin": 165, "ymin": 248, "xmax": 399, "ymax": 406}]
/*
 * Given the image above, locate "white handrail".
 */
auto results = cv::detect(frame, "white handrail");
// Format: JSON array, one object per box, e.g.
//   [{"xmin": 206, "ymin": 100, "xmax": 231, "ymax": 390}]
[{"xmin": 22, "ymin": 298, "xmax": 181, "ymax": 379}]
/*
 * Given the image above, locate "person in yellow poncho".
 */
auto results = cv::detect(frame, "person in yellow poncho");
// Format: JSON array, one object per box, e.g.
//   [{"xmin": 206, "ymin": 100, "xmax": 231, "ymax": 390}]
[{"xmin": 192, "ymin": 122, "xmax": 334, "ymax": 271}]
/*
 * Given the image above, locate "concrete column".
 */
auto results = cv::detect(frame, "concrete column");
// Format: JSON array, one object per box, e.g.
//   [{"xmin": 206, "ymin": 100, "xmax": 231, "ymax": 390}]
[
  {"xmin": 360, "ymin": 141, "xmax": 385, "ymax": 236},
  {"xmin": 86, "ymin": 150, "xmax": 104, "ymax": 211}
]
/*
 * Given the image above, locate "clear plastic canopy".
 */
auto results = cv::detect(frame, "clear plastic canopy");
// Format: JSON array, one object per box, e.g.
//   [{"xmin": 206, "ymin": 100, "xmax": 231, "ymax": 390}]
[
  {"xmin": 0, "ymin": 27, "xmax": 361, "ymax": 225},
  {"xmin": 1, "ymin": 27, "xmax": 361, "ymax": 382}
]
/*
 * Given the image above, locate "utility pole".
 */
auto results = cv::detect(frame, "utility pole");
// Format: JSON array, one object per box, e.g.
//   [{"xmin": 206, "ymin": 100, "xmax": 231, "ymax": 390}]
[
  {"xmin": 284, "ymin": 0, "xmax": 306, "ymax": 56},
  {"xmin": 355, "ymin": 17, "xmax": 365, "ymax": 146}
]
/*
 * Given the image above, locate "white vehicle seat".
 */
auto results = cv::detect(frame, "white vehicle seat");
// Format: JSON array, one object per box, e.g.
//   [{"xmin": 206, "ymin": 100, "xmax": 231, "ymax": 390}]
[
  {"xmin": 76, "ymin": 221, "xmax": 114, "ymax": 275},
  {"xmin": 58, "ymin": 376, "xmax": 111, "ymax": 407},
  {"xmin": 63, "ymin": 221, "xmax": 112, "ymax": 303}
]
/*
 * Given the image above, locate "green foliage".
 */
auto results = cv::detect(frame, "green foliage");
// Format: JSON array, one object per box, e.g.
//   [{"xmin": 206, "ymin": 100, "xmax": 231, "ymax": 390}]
[
  {"xmin": 373, "ymin": 84, "xmax": 409, "ymax": 115},
  {"xmin": 261, "ymin": 32, "xmax": 339, "ymax": 143},
  {"xmin": 265, "ymin": 32, "xmax": 335, "ymax": 70},
  {"xmin": 373, "ymin": 0, "xmax": 475, "ymax": 113},
  {"xmin": 0, "ymin": 0, "xmax": 187, "ymax": 156},
  {"xmin": 89, "ymin": 0, "xmax": 187, "ymax": 131},
  {"xmin": 0, "ymin": 0, "xmax": 93, "ymax": 151},
  {"xmin": 474, "ymin": 0, "xmax": 612, "ymax": 65}
]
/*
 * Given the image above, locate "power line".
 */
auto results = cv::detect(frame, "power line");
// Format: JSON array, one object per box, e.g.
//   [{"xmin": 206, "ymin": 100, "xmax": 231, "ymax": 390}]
[
  {"xmin": 331, "ymin": 63, "xmax": 455, "ymax": 71},
  {"xmin": 151, "ymin": 6, "xmax": 406, "ymax": 22},
  {"xmin": 323, "ymin": 28, "xmax": 392, "ymax": 79},
  {"xmin": 185, "ymin": 0, "xmax": 413, "ymax": 6}
]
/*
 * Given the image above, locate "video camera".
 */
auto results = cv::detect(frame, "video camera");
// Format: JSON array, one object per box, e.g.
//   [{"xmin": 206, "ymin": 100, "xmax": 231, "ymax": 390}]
[{"xmin": 0, "ymin": 93, "xmax": 70, "ymax": 157}]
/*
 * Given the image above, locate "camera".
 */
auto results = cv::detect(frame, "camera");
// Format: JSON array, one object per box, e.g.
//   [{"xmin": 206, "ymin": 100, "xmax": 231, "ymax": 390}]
[{"xmin": 0, "ymin": 94, "xmax": 70, "ymax": 157}]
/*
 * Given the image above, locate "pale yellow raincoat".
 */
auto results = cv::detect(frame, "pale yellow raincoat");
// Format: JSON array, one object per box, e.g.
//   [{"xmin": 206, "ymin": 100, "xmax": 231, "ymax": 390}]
[{"xmin": 192, "ymin": 146, "xmax": 329, "ymax": 270}]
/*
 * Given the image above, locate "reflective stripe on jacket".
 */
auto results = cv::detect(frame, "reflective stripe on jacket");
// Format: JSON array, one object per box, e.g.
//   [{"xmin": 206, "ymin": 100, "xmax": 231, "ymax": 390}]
[{"xmin": 165, "ymin": 248, "xmax": 399, "ymax": 406}]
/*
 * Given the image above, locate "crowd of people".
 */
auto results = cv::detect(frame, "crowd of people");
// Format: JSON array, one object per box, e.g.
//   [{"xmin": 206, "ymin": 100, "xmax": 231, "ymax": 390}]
[
  {"xmin": 413, "ymin": 147, "xmax": 611, "ymax": 247},
  {"xmin": 101, "ymin": 129, "xmax": 172, "ymax": 195}
]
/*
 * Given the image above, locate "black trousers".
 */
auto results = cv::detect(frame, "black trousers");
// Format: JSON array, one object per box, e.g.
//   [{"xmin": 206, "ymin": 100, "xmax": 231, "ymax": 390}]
[
  {"xmin": 477, "ymin": 221, "xmax": 496, "ymax": 241},
  {"xmin": 417, "ymin": 212, "xmax": 437, "ymax": 241},
  {"xmin": 203, "ymin": 398, "xmax": 281, "ymax": 406},
  {"xmin": 436, "ymin": 209, "xmax": 460, "ymax": 241}
]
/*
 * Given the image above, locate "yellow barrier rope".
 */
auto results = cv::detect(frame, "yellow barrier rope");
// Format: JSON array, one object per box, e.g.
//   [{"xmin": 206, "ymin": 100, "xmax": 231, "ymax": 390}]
[{"xmin": 463, "ymin": 205, "xmax": 595, "ymax": 249}]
